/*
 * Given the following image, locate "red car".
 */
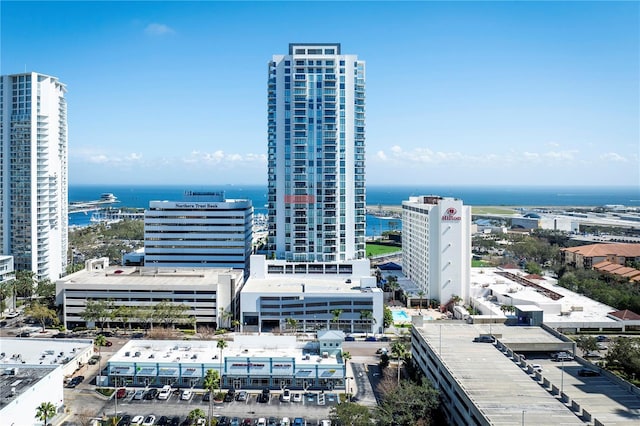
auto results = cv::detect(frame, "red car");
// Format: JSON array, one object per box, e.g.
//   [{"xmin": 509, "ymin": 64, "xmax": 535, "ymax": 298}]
[{"xmin": 116, "ymin": 387, "xmax": 126, "ymax": 399}]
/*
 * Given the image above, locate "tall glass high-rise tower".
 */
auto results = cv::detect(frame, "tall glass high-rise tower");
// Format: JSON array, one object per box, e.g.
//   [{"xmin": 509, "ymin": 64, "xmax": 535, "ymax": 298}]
[
  {"xmin": 267, "ymin": 43, "xmax": 366, "ymax": 262},
  {"xmin": 0, "ymin": 73, "xmax": 68, "ymax": 281}
]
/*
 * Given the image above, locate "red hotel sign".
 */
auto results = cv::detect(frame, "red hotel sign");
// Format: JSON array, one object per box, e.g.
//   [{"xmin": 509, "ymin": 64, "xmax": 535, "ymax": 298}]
[{"xmin": 442, "ymin": 207, "xmax": 462, "ymax": 222}]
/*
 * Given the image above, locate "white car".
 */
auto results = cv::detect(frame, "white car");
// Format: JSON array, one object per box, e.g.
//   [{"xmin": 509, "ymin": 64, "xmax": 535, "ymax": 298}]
[
  {"xmin": 180, "ymin": 389, "xmax": 192, "ymax": 400},
  {"xmin": 131, "ymin": 415, "xmax": 144, "ymax": 425},
  {"xmin": 281, "ymin": 418, "xmax": 291, "ymax": 426},
  {"xmin": 257, "ymin": 418, "xmax": 267, "ymax": 426},
  {"xmin": 280, "ymin": 388, "xmax": 291, "ymax": 402},
  {"xmin": 319, "ymin": 421, "xmax": 331, "ymax": 426},
  {"xmin": 531, "ymin": 364, "xmax": 543, "ymax": 372},
  {"xmin": 292, "ymin": 392, "xmax": 302, "ymax": 403},
  {"xmin": 157, "ymin": 385, "xmax": 171, "ymax": 400}
]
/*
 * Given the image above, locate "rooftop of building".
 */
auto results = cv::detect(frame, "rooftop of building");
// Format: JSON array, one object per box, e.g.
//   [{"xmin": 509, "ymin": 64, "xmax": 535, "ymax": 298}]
[
  {"xmin": 561, "ymin": 242, "xmax": 640, "ymax": 257},
  {"xmin": 0, "ymin": 365, "xmax": 58, "ymax": 408},
  {"xmin": 242, "ymin": 274, "xmax": 381, "ymax": 295},
  {"xmin": 59, "ymin": 260, "xmax": 243, "ymax": 287},
  {"xmin": 0, "ymin": 338, "xmax": 93, "ymax": 367},
  {"xmin": 109, "ymin": 335, "xmax": 343, "ymax": 366},
  {"xmin": 413, "ymin": 323, "xmax": 640, "ymax": 425},
  {"xmin": 470, "ymin": 267, "xmax": 617, "ymax": 324}
]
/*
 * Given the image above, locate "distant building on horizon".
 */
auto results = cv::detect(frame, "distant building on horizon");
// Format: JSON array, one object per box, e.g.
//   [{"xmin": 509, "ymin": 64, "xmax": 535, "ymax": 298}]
[
  {"xmin": 267, "ymin": 43, "xmax": 366, "ymax": 262},
  {"xmin": 0, "ymin": 72, "xmax": 68, "ymax": 281},
  {"xmin": 144, "ymin": 191, "xmax": 253, "ymax": 273},
  {"xmin": 402, "ymin": 195, "xmax": 471, "ymax": 304}
]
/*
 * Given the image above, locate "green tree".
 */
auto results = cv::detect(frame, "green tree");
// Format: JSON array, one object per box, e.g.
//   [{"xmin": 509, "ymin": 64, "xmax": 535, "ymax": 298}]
[
  {"xmin": 25, "ymin": 302, "xmax": 58, "ymax": 332},
  {"xmin": 387, "ymin": 275, "xmax": 399, "ymax": 304},
  {"xmin": 360, "ymin": 310, "xmax": 375, "ymax": 337},
  {"xmin": 112, "ymin": 305, "xmax": 133, "ymax": 332},
  {"xmin": 417, "ymin": 290, "xmax": 426, "ymax": 313},
  {"xmin": 342, "ymin": 351, "xmax": 352, "ymax": 363},
  {"xmin": 35, "ymin": 401, "xmax": 56, "ymax": 425},
  {"xmin": 154, "ymin": 300, "xmax": 189, "ymax": 328},
  {"xmin": 216, "ymin": 339, "xmax": 227, "ymax": 391},
  {"xmin": 375, "ymin": 380, "xmax": 440, "ymax": 426},
  {"xmin": 231, "ymin": 319, "xmax": 240, "ymax": 332},
  {"xmin": 15, "ymin": 270, "xmax": 36, "ymax": 299},
  {"xmin": 329, "ymin": 401, "xmax": 372, "ymax": 426},
  {"xmin": 188, "ymin": 408, "xmax": 206, "ymax": 423},
  {"xmin": 379, "ymin": 353, "xmax": 390, "ymax": 369},
  {"xmin": 35, "ymin": 279, "xmax": 56, "ymax": 308},
  {"xmin": 525, "ymin": 261, "xmax": 542, "ymax": 275},
  {"xmin": 383, "ymin": 306, "xmax": 393, "ymax": 329},
  {"xmin": 218, "ymin": 307, "xmax": 233, "ymax": 329},
  {"xmin": 606, "ymin": 337, "xmax": 640, "ymax": 380},
  {"xmin": 203, "ymin": 369, "xmax": 220, "ymax": 425},
  {"xmin": 80, "ymin": 299, "xmax": 114, "ymax": 331},
  {"xmin": 331, "ymin": 309, "xmax": 343, "ymax": 331},
  {"xmin": 391, "ymin": 341, "xmax": 408, "ymax": 384},
  {"xmin": 285, "ymin": 317, "xmax": 298, "ymax": 333},
  {"xmin": 575, "ymin": 336, "xmax": 599, "ymax": 355}
]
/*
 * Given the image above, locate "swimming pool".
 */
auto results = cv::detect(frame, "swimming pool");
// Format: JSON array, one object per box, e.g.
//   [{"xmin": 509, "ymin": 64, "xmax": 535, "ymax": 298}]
[{"xmin": 392, "ymin": 310, "xmax": 410, "ymax": 322}]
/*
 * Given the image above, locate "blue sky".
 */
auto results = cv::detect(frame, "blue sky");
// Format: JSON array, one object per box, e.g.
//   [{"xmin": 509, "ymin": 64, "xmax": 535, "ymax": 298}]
[{"xmin": 2, "ymin": 1, "xmax": 638, "ymax": 186}]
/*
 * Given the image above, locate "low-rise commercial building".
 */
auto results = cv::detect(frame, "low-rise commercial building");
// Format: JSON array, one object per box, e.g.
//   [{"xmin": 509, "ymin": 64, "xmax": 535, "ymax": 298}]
[
  {"xmin": 0, "ymin": 338, "xmax": 93, "ymax": 425},
  {"xmin": 56, "ymin": 258, "xmax": 244, "ymax": 329},
  {"xmin": 107, "ymin": 333, "xmax": 347, "ymax": 391},
  {"xmin": 561, "ymin": 242, "xmax": 640, "ymax": 269},
  {"xmin": 240, "ymin": 255, "xmax": 383, "ymax": 334}
]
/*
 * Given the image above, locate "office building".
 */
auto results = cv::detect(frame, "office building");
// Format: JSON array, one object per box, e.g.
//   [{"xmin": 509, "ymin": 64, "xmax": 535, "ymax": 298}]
[
  {"xmin": 240, "ymin": 255, "xmax": 383, "ymax": 334},
  {"xmin": 144, "ymin": 191, "xmax": 253, "ymax": 272},
  {"xmin": 267, "ymin": 43, "xmax": 366, "ymax": 262},
  {"xmin": 402, "ymin": 196, "xmax": 471, "ymax": 305},
  {"xmin": 56, "ymin": 258, "xmax": 244, "ymax": 329},
  {"xmin": 0, "ymin": 72, "xmax": 68, "ymax": 281},
  {"xmin": 0, "ymin": 255, "xmax": 15, "ymax": 311}
]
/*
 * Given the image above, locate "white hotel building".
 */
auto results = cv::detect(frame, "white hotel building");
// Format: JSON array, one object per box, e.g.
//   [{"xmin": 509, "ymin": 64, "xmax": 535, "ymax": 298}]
[
  {"xmin": 0, "ymin": 72, "xmax": 68, "ymax": 281},
  {"xmin": 144, "ymin": 191, "xmax": 252, "ymax": 272},
  {"xmin": 402, "ymin": 196, "xmax": 471, "ymax": 305},
  {"xmin": 267, "ymin": 43, "xmax": 366, "ymax": 262}
]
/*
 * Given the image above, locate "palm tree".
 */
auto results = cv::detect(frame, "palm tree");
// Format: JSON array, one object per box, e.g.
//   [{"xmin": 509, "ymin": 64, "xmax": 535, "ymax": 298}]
[
  {"xmin": 387, "ymin": 276, "xmax": 399, "ymax": 305},
  {"xmin": 391, "ymin": 341, "xmax": 407, "ymax": 384},
  {"xmin": 231, "ymin": 319, "xmax": 241, "ymax": 332},
  {"xmin": 216, "ymin": 339, "xmax": 227, "ymax": 391},
  {"xmin": 218, "ymin": 307, "xmax": 233, "ymax": 329},
  {"xmin": 35, "ymin": 401, "xmax": 56, "ymax": 426},
  {"xmin": 203, "ymin": 369, "xmax": 220, "ymax": 426},
  {"xmin": 417, "ymin": 290, "xmax": 426, "ymax": 313},
  {"xmin": 342, "ymin": 351, "xmax": 352, "ymax": 363},
  {"xmin": 188, "ymin": 408, "xmax": 206, "ymax": 424},
  {"xmin": 285, "ymin": 317, "xmax": 298, "ymax": 333},
  {"xmin": 331, "ymin": 309, "xmax": 343, "ymax": 331},
  {"xmin": 360, "ymin": 310, "xmax": 375, "ymax": 337},
  {"xmin": 94, "ymin": 334, "xmax": 107, "ymax": 381}
]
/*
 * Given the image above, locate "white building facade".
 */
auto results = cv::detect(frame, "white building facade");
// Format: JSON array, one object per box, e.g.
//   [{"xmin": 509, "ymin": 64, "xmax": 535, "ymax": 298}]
[
  {"xmin": 267, "ymin": 43, "xmax": 366, "ymax": 262},
  {"xmin": 0, "ymin": 255, "xmax": 15, "ymax": 312},
  {"xmin": 240, "ymin": 255, "xmax": 383, "ymax": 334},
  {"xmin": 56, "ymin": 258, "xmax": 244, "ymax": 329},
  {"xmin": 0, "ymin": 73, "xmax": 68, "ymax": 281},
  {"xmin": 402, "ymin": 196, "xmax": 471, "ymax": 304},
  {"xmin": 144, "ymin": 191, "xmax": 253, "ymax": 271}
]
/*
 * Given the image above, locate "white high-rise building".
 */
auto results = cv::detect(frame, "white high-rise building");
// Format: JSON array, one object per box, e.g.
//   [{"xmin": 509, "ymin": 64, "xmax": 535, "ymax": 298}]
[
  {"xmin": 144, "ymin": 191, "xmax": 253, "ymax": 272},
  {"xmin": 0, "ymin": 73, "xmax": 68, "ymax": 281},
  {"xmin": 267, "ymin": 43, "xmax": 366, "ymax": 262},
  {"xmin": 402, "ymin": 196, "xmax": 471, "ymax": 305}
]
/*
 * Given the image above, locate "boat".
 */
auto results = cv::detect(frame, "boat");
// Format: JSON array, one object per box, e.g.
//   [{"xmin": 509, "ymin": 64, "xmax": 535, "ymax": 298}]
[{"xmin": 100, "ymin": 193, "xmax": 118, "ymax": 202}]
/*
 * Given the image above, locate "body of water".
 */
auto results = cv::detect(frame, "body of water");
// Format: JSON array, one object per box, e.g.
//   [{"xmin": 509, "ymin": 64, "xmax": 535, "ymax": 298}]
[{"xmin": 69, "ymin": 184, "xmax": 640, "ymax": 233}]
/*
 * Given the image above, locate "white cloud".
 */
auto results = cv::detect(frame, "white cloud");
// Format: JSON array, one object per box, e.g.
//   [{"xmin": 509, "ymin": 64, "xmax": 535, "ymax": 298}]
[
  {"xmin": 144, "ymin": 23, "xmax": 175, "ymax": 36},
  {"xmin": 523, "ymin": 152, "xmax": 540, "ymax": 160},
  {"xmin": 543, "ymin": 150, "xmax": 577, "ymax": 161},
  {"xmin": 376, "ymin": 150, "xmax": 387, "ymax": 161},
  {"xmin": 184, "ymin": 150, "xmax": 266, "ymax": 166},
  {"xmin": 600, "ymin": 152, "xmax": 628, "ymax": 162}
]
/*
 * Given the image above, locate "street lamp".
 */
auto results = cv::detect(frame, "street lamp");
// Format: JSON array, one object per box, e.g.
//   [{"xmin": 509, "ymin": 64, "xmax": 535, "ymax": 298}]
[{"xmin": 561, "ymin": 358, "xmax": 564, "ymax": 394}]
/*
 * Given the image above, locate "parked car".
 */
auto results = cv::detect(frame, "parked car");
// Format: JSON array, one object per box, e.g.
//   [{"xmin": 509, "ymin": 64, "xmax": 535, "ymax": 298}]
[
  {"xmin": 229, "ymin": 418, "xmax": 240, "ymax": 426},
  {"xmin": 235, "ymin": 390, "xmax": 248, "ymax": 401},
  {"xmin": 281, "ymin": 418, "xmax": 291, "ymax": 426},
  {"xmin": 473, "ymin": 335, "xmax": 495, "ymax": 343},
  {"xmin": 16, "ymin": 331, "xmax": 30, "ymax": 338},
  {"xmin": 293, "ymin": 419, "xmax": 305, "ymax": 426},
  {"xmin": 344, "ymin": 336, "xmax": 355, "ymax": 341},
  {"xmin": 242, "ymin": 420, "xmax": 252, "ymax": 426},
  {"xmin": 256, "ymin": 419, "xmax": 267, "ymax": 426},
  {"xmin": 578, "ymin": 368, "xmax": 601, "ymax": 377},
  {"xmin": 584, "ymin": 351, "xmax": 603, "ymax": 359},
  {"xmin": 157, "ymin": 416, "xmax": 169, "ymax": 426},
  {"xmin": 157, "ymin": 385, "xmax": 172, "ymax": 400},
  {"xmin": 117, "ymin": 415, "xmax": 132, "ymax": 426},
  {"xmin": 144, "ymin": 389, "xmax": 158, "ymax": 400},
  {"xmin": 292, "ymin": 392, "xmax": 302, "ymax": 403},
  {"xmin": 531, "ymin": 364, "xmax": 543, "ymax": 373},
  {"xmin": 97, "ymin": 331, "xmax": 114, "ymax": 337},
  {"xmin": 180, "ymin": 389, "xmax": 192, "ymax": 400},
  {"xmin": 596, "ymin": 342, "xmax": 608, "ymax": 350},
  {"xmin": 142, "ymin": 415, "xmax": 156, "ymax": 426},
  {"xmin": 551, "ymin": 352, "xmax": 574, "ymax": 362},
  {"xmin": 131, "ymin": 415, "xmax": 145, "ymax": 425},
  {"xmin": 133, "ymin": 389, "xmax": 145, "ymax": 400},
  {"xmin": 365, "ymin": 336, "xmax": 377, "ymax": 342},
  {"xmin": 116, "ymin": 387, "xmax": 127, "ymax": 399},
  {"xmin": 218, "ymin": 417, "xmax": 230, "ymax": 426},
  {"xmin": 223, "ymin": 389, "xmax": 235, "ymax": 402},
  {"xmin": 170, "ymin": 417, "xmax": 181, "ymax": 426},
  {"xmin": 596, "ymin": 335, "xmax": 609, "ymax": 342},
  {"xmin": 280, "ymin": 388, "xmax": 291, "ymax": 402},
  {"xmin": 267, "ymin": 418, "xmax": 278, "ymax": 426},
  {"xmin": 202, "ymin": 392, "xmax": 210, "ymax": 402}
]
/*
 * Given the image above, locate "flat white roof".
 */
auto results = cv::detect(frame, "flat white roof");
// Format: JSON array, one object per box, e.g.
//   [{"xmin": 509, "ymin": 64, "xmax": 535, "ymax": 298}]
[
  {"xmin": 59, "ymin": 265, "xmax": 242, "ymax": 287},
  {"xmin": 0, "ymin": 338, "xmax": 93, "ymax": 366},
  {"xmin": 470, "ymin": 268, "xmax": 617, "ymax": 324},
  {"xmin": 109, "ymin": 335, "xmax": 342, "ymax": 366},
  {"xmin": 242, "ymin": 275, "xmax": 381, "ymax": 295}
]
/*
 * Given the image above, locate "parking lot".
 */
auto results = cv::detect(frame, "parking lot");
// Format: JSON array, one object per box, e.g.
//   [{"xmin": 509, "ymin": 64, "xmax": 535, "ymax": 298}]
[{"xmin": 63, "ymin": 386, "xmax": 338, "ymax": 425}]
